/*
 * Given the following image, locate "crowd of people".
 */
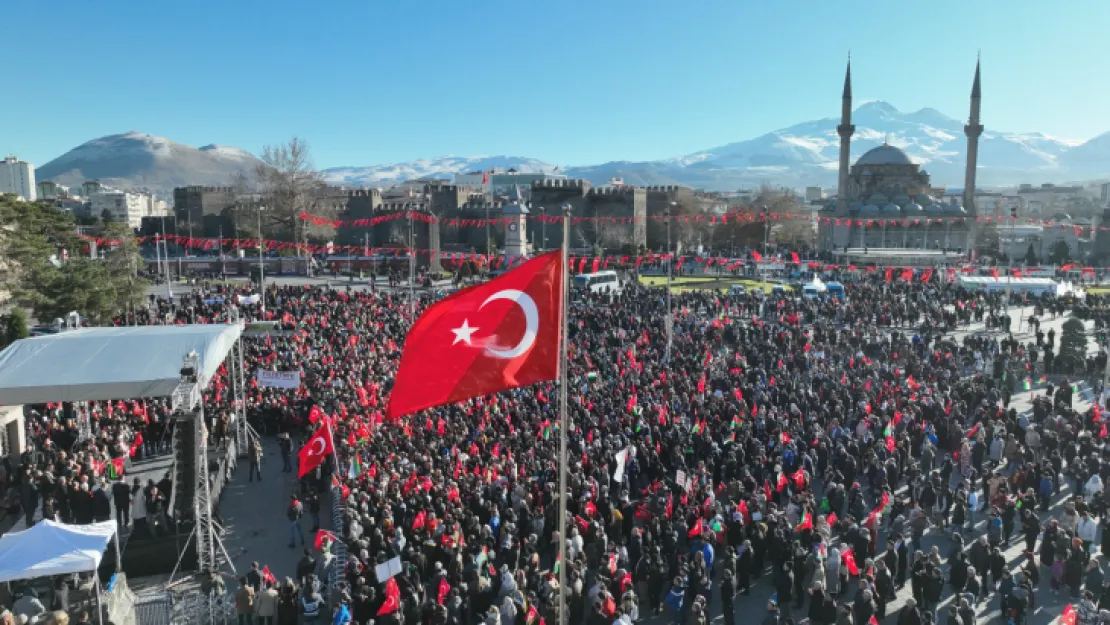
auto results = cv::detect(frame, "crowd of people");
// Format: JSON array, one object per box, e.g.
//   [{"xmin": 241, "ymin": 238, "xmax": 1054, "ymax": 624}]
[{"xmin": 2, "ymin": 268, "xmax": 1109, "ymax": 625}]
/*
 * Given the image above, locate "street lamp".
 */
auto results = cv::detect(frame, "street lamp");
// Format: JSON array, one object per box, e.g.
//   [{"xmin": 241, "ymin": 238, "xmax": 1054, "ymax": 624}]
[
  {"xmin": 540, "ymin": 205, "xmax": 547, "ymax": 252},
  {"xmin": 257, "ymin": 205, "xmax": 266, "ymax": 315},
  {"xmin": 665, "ymin": 202, "xmax": 675, "ymax": 364},
  {"xmin": 761, "ymin": 204, "xmax": 770, "ymax": 294}
]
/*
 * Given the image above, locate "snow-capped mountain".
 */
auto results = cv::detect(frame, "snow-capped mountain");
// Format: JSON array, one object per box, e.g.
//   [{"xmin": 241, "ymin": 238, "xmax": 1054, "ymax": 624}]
[
  {"xmin": 36, "ymin": 132, "xmax": 261, "ymax": 195},
  {"xmin": 34, "ymin": 106, "xmax": 1109, "ymax": 196},
  {"xmin": 320, "ymin": 102, "xmax": 1103, "ymax": 190},
  {"xmin": 320, "ymin": 156, "xmax": 554, "ymax": 187}
]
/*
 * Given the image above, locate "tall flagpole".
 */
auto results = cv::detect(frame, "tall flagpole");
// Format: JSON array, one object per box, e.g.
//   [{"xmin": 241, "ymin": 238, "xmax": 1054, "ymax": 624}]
[{"xmin": 556, "ymin": 203, "xmax": 571, "ymax": 625}]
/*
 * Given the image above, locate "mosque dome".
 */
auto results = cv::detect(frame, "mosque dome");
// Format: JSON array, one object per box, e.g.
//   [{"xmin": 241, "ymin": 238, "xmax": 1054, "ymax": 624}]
[
  {"xmin": 905, "ymin": 202, "xmax": 924, "ymax": 212},
  {"xmin": 869, "ymin": 192, "xmax": 890, "ymax": 205},
  {"xmin": 860, "ymin": 203, "xmax": 879, "ymax": 213},
  {"xmin": 855, "ymin": 144, "xmax": 914, "ymax": 166},
  {"xmin": 882, "ymin": 203, "xmax": 900, "ymax": 213}
]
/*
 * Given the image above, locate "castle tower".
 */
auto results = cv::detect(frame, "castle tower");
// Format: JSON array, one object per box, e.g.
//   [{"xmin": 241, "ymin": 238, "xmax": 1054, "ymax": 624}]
[
  {"xmin": 836, "ymin": 57, "xmax": 855, "ymax": 207},
  {"xmin": 963, "ymin": 58, "xmax": 983, "ymax": 215}
]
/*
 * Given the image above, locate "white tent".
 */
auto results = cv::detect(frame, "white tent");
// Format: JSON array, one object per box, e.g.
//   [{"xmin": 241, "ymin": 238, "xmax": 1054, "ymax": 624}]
[
  {"xmin": 0, "ymin": 324, "xmax": 242, "ymax": 405},
  {"xmin": 0, "ymin": 520, "xmax": 117, "ymax": 582}
]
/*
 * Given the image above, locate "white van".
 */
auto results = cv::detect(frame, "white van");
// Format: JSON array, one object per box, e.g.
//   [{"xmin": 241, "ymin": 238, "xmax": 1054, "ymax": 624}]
[{"xmin": 574, "ymin": 270, "xmax": 622, "ymax": 294}]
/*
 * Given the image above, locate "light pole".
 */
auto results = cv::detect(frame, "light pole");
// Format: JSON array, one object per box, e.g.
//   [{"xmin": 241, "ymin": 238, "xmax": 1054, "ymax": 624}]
[
  {"xmin": 540, "ymin": 205, "xmax": 547, "ymax": 252},
  {"xmin": 257, "ymin": 205, "xmax": 266, "ymax": 315},
  {"xmin": 665, "ymin": 202, "xmax": 674, "ymax": 364},
  {"xmin": 409, "ymin": 205, "xmax": 416, "ymax": 323},
  {"xmin": 160, "ymin": 218, "xmax": 173, "ymax": 302},
  {"xmin": 761, "ymin": 204, "xmax": 770, "ymax": 294}
]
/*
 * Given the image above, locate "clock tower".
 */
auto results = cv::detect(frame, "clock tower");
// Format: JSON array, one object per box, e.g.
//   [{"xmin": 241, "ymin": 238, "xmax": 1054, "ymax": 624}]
[{"xmin": 503, "ymin": 186, "xmax": 530, "ymax": 258}]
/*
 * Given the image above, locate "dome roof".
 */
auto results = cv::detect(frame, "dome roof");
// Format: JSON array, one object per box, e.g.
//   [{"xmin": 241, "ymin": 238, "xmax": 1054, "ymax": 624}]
[
  {"xmin": 905, "ymin": 202, "xmax": 924, "ymax": 212},
  {"xmin": 860, "ymin": 204, "xmax": 879, "ymax": 213},
  {"xmin": 869, "ymin": 192, "xmax": 890, "ymax": 205},
  {"xmin": 925, "ymin": 204, "xmax": 944, "ymax": 212},
  {"xmin": 882, "ymin": 203, "xmax": 900, "ymax": 213},
  {"xmin": 855, "ymin": 144, "xmax": 914, "ymax": 166}
]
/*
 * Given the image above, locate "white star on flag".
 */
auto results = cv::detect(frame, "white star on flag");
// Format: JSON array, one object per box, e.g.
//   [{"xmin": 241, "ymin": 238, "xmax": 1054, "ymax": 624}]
[{"xmin": 451, "ymin": 319, "xmax": 479, "ymax": 346}]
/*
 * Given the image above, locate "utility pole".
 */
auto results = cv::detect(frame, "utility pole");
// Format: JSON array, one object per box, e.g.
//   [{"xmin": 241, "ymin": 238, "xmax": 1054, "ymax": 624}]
[
  {"xmin": 257, "ymin": 206, "xmax": 266, "ymax": 315},
  {"xmin": 665, "ymin": 202, "xmax": 674, "ymax": 364},
  {"xmin": 219, "ymin": 224, "xmax": 225, "ymax": 282},
  {"xmin": 761, "ymin": 204, "xmax": 770, "ymax": 294},
  {"xmin": 409, "ymin": 206, "xmax": 416, "ymax": 323}
]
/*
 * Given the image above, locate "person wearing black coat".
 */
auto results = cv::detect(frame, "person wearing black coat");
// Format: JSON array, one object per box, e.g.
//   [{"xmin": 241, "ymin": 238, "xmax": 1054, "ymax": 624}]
[
  {"xmin": 774, "ymin": 562, "xmax": 795, "ymax": 617},
  {"xmin": 807, "ymin": 584, "xmax": 827, "ymax": 625},
  {"xmin": 92, "ymin": 482, "xmax": 112, "ymax": 523},
  {"xmin": 852, "ymin": 590, "xmax": 876, "ymax": 625},
  {"xmin": 720, "ymin": 569, "xmax": 736, "ymax": 625},
  {"xmin": 111, "ymin": 479, "xmax": 131, "ymax": 527},
  {"xmin": 896, "ymin": 599, "xmax": 923, "ymax": 625}
]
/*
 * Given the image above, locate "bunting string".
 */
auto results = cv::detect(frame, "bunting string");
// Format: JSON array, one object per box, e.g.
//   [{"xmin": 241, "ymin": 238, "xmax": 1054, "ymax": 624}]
[
  {"xmin": 298, "ymin": 210, "xmax": 1106, "ymax": 235},
  {"xmin": 74, "ymin": 232, "xmax": 1100, "ymax": 277}
]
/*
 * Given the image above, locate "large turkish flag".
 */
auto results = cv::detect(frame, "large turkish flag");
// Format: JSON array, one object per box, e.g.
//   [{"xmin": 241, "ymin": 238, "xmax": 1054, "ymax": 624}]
[
  {"xmin": 297, "ymin": 423, "xmax": 335, "ymax": 478},
  {"xmin": 386, "ymin": 251, "xmax": 564, "ymax": 420}
]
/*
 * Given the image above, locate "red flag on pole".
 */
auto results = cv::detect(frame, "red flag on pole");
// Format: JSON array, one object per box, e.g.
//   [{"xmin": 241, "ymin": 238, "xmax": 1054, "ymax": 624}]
[
  {"xmin": 385, "ymin": 251, "xmax": 564, "ymax": 420},
  {"xmin": 297, "ymin": 423, "xmax": 335, "ymax": 478},
  {"xmin": 378, "ymin": 578, "xmax": 401, "ymax": 615}
]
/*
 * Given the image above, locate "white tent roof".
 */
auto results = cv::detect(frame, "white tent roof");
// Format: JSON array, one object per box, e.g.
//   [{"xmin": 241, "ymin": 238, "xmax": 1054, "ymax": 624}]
[
  {"xmin": 0, "ymin": 520, "xmax": 117, "ymax": 582},
  {"xmin": 0, "ymin": 324, "xmax": 242, "ymax": 405}
]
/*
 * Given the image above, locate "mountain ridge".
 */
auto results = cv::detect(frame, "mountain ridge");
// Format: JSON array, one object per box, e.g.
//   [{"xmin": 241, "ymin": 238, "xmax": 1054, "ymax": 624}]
[{"xmin": 32, "ymin": 105, "xmax": 1110, "ymax": 195}]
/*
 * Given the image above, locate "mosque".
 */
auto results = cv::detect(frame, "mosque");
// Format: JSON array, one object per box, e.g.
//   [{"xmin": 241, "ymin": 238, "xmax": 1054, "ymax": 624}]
[{"xmin": 818, "ymin": 59, "xmax": 983, "ymax": 257}]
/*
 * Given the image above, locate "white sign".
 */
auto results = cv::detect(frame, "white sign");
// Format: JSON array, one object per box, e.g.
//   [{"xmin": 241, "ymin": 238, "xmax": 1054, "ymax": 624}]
[
  {"xmin": 237, "ymin": 293, "xmax": 261, "ymax": 306},
  {"xmin": 613, "ymin": 448, "xmax": 630, "ymax": 483},
  {"xmin": 374, "ymin": 556, "xmax": 403, "ymax": 583},
  {"xmin": 255, "ymin": 369, "xmax": 302, "ymax": 389}
]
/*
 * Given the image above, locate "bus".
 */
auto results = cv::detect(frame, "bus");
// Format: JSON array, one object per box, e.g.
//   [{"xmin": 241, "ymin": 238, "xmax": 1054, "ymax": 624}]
[{"xmin": 573, "ymin": 270, "xmax": 621, "ymax": 294}]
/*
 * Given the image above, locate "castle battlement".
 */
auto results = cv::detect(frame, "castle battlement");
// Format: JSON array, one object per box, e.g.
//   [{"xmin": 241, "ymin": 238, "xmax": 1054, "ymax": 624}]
[
  {"xmin": 645, "ymin": 185, "xmax": 680, "ymax": 192},
  {"xmin": 176, "ymin": 185, "xmax": 234, "ymax": 193},
  {"xmin": 588, "ymin": 186, "xmax": 636, "ymax": 198},
  {"xmin": 533, "ymin": 179, "xmax": 588, "ymax": 189},
  {"xmin": 348, "ymin": 189, "xmax": 382, "ymax": 198}
]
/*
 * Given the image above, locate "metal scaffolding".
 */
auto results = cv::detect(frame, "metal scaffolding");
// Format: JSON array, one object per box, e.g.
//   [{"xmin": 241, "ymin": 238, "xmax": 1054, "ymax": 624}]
[{"xmin": 227, "ymin": 307, "xmax": 260, "ymax": 458}]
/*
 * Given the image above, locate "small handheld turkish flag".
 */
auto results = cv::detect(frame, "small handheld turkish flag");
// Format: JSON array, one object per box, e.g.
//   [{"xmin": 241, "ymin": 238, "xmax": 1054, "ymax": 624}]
[
  {"xmin": 297, "ymin": 423, "xmax": 335, "ymax": 478},
  {"xmin": 386, "ymin": 251, "xmax": 564, "ymax": 420},
  {"xmin": 378, "ymin": 578, "xmax": 401, "ymax": 615}
]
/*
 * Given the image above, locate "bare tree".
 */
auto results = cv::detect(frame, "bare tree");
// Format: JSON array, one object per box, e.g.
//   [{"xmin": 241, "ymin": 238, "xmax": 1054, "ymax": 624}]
[{"xmin": 254, "ymin": 137, "xmax": 325, "ymax": 239}]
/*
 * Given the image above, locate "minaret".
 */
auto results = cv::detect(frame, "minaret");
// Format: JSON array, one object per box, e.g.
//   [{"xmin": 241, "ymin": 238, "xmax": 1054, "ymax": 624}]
[
  {"xmin": 963, "ymin": 58, "xmax": 983, "ymax": 215},
  {"xmin": 836, "ymin": 57, "xmax": 855, "ymax": 210}
]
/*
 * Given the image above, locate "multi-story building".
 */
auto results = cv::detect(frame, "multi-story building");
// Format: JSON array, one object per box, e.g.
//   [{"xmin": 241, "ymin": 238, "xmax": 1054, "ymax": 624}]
[
  {"xmin": 36, "ymin": 180, "xmax": 71, "ymax": 200},
  {"xmin": 1017, "ymin": 183, "xmax": 1093, "ymax": 217},
  {"xmin": 91, "ymin": 190, "xmax": 166, "ymax": 229},
  {"xmin": 81, "ymin": 180, "xmax": 103, "ymax": 198},
  {"xmin": 0, "ymin": 156, "xmax": 36, "ymax": 201},
  {"xmin": 173, "ymin": 186, "xmax": 239, "ymax": 237},
  {"xmin": 1100, "ymin": 182, "xmax": 1109, "ymax": 209}
]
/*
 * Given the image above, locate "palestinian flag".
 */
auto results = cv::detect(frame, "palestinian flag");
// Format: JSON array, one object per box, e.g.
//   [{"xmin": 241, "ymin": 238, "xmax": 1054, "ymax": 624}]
[
  {"xmin": 587, "ymin": 372, "xmax": 598, "ymax": 380},
  {"xmin": 552, "ymin": 554, "xmax": 561, "ymax": 575},
  {"xmin": 539, "ymin": 420, "xmax": 554, "ymax": 440},
  {"xmin": 692, "ymin": 421, "xmax": 704, "ymax": 435},
  {"xmin": 731, "ymin": 415, "xmax": 743, "ymax": 430},
  {"xmin": 1023, "ymin": 378, "xmax": 1032, "ymax": 391},
  {"xmin": 795, "ymin": 511, "xmax": 812, "ymax": 532},
  {"xmin": 107, "ymin": 457, "xmax": 125, "ymax": 480},
  {"xmin": 314, "ymin": 529, "xmax": 334, "ymax": 552},
  {"xmin": 1037, "ymin": 375, "xmax": 1047, "ymax": 384},
  {"xmin": 348, "ymin": 455, "xmax": 363, "ymax": 480},
  {"xmin": 526, "ymin": 604, "xmax": 540, "ymax": 625}
]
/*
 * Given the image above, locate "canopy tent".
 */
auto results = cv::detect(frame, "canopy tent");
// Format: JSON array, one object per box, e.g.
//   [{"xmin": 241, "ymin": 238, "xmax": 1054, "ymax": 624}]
[
  {"xmin": 0, "ymin": 324, "xmax": 242, "ymax": 405},
  {"xmin": 0, "ymin": 520, "xmax": 117, "ymax": 583}
]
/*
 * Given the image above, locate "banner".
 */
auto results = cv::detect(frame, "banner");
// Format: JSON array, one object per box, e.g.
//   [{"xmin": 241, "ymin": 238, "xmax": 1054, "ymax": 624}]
[
  {"xmin": 255, "ymin": 369, "xmax": 302, "ymax": 389},
  {"xmin": 237, "ymin": 293, "xmax": 261, "ymax": 306}
]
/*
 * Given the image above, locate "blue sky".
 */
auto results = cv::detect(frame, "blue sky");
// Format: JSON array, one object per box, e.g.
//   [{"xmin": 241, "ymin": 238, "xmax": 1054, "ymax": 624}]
[{"xmin": 7, "ymin": 0, "xmax": 1109, "ymax": 169}]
